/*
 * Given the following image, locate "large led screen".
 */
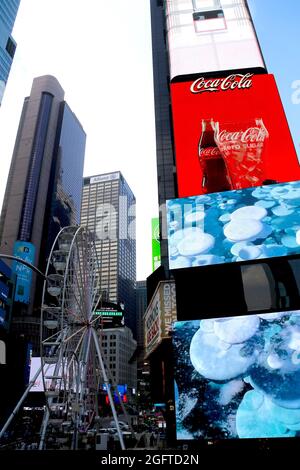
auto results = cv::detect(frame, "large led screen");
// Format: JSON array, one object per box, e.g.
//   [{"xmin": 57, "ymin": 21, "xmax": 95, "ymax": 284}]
[
  {"xmin": 173, "ymin": 311, "xmax": 300, "ymax": 439},
  {"xmin": 167, "ymin": 181, "xmax": 300, "ymax": 270},
  {"xmin": 171, "ymin": 73, "xmax": 300, "ymax": 198},
  {"xmin": 166, "ymin": 0, "xmax": 265, "ymax": 80}
]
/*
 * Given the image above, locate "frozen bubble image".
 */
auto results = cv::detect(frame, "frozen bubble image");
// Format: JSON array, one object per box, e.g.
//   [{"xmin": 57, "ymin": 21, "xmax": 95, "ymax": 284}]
[
  {"xmin": 167, "ymin": 181, "xmax": 300, "ymax": 270},
  {"xmin": 223, "ymin": 219, "xmax": 263, "ymax": 242},
  {"xmin": 213, "ymin": 316, "xmax": 260, "ymax": 344},
  {"xmin": 252, "ymin": 187, "xmax": 274, "ymax": 200},
  {"xmin": 281, "ymin": 234, "xmax": 299, "ymax": 249},
  {"xmin": 267, "ymin": 353, "xmax": 284, "ymax": 370},
  {"xmin": 237, "ymin": 245, "xmax": 263, "ymax": 260},
  {"xmin": 192, "ymin": 255, "xmax": 224, "ymax": 266},
  {"xmin": 262, "ymin": 244, "xmax": 288, "ymax": 258},
  {"xmin": 281, "ymin": 188, "xmax": 300, "ymax": 205},
  {"xmin": 231, "ymin": 241, "xmax": 254, "ymax": 256},
  {"xmin": 189, "ymin": 329, "xmax": 256, "ymax": 381},
  {"xmin": 255, "ymin": 199, "xmax": 276, "ymax": 209},
  {"xmin": 200, "ymin": 319, "xmax": 215, "ymax": 333},
  {"xmin": 177, "ymin": 229, "xmax": 215, "ymax": 256},
  {"xmin": 172, "ymin": 312, "xmax": 300, "ymax": 440},
  {"xmin": 270, "ymin": 185, "xmax": 291, "ymax": 198},
  {"xmin": 264, "ymin": 395, "xmax": 300, "ymax": 429},
  {"xmin": 169, "ymin": 256, "xmax": 192, "ymax": 269},
  {"xmin": 257, "ymin": 312, "xmax": 286, "ymax": 321},
  {"xmin": 230, "ymin": 205, "xmax": 267, "ymax": 221},
  {"xmin": 184, "ymin": 210, "xmax": 205, "ymax": 226},
  {"xmin": 218, "ymin": 379, "xmax": 245, "ymax": 406},
  {"xmin": 219, "ymin": 213, "xmax": 231, "ymax": 223},
  {"xmin": 271, "ymin": 205, "xmax": 295, "ymax": 216},
  {"xmin": 236, "ymin": 390, "xmax": 295, "ymax": 438}
]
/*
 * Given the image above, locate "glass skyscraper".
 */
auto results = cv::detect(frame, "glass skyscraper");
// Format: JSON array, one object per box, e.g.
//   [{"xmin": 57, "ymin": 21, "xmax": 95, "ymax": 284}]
[
  {"xmin": 0, "ymin": 0, "xmax": 20, "ymax": 105},
  {"xmin": 81, "ymin": 172, "xmax": 137, "ymax": 338},
  {"xmin": 0, "ymin": 75, "xmax": 86, "ymax": 352}
]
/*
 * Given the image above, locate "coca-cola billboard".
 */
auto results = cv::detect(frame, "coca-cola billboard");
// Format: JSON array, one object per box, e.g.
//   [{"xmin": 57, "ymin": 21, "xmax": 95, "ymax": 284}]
[
  {"xmin": 165, "ymin": 0, "xmax": 265, "ymax": 81},
  {"xmin": 171, "ymin": 73, "xmax": 300, "ymax": 198}
]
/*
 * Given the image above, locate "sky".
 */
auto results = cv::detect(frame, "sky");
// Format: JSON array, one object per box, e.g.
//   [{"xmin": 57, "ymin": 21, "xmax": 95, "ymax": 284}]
[
  {"xmin": 0, "ymin": 0, "xmax": 299, "ymax": 281},
  {"xmin": 247, "ymin": 0, "xmax": 300, "ymax": 157}
]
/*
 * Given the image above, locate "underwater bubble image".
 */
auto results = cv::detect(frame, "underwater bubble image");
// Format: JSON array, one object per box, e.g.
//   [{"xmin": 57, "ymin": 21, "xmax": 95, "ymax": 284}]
[
  {"xmin": 172, "ymin": 311, "xmax": 300, "ymax": 440},
  {"xmin": 167, "ymin": 181, "xmax": 300, "ymax": 270}
]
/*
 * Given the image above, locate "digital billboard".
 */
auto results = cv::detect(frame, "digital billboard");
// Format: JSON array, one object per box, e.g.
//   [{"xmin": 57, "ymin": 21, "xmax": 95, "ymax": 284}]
[
  {"xmin": 167, "ymin": 181, "xmax": 300, "ymax": 270},
  {"xmin": 152, "ymin": 217, "xmax": 161, "ymax": 272},
  {"xmin": 173, "ymin": 311, "xmax": 300, "ymax": 439},
  {"xmin": 94, "ymin": 301, "xmax": 124, "ymax": 328},
  {"xmin": 29, "ymin": 357, "xmax": 53, "ymax": 392},
  {"xmin": 144, "ymin": 281, "xmax": 177, "ymax": 357},
  {"xmin": 170, "ymin": 73, "xmax": 300, "ymax": 198},
  {"xmin": 165, "ymin": 0, "xmax": 265, "ymax": 81},
  {"xmin": 11, "ymin": 241, "xmax": 35, "ymax": 304}
]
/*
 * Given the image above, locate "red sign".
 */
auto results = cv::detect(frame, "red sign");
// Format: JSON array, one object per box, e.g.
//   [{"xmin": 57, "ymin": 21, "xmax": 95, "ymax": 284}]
[{"xmin": 171, "ymin": 74, "xmax": 300, "ymax": 198}]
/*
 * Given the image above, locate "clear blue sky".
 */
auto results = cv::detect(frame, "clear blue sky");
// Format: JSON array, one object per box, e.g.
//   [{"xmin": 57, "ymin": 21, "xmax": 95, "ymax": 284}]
[{"xmin": 248, "ymin": 0, "xmax": 300, "ymax": 158}]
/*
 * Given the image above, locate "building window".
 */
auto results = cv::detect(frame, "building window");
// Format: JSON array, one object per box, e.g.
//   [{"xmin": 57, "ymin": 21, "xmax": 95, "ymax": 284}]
[{"xmin": 6, "ymin": 37, "xmax": 16, "ymax": 59}]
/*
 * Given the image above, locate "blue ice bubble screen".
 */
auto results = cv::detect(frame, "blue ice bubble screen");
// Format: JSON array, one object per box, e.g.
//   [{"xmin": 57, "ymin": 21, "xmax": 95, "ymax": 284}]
[
  {"xmin": 172, "ymin": 311, "xmax": 300, "ymax": 440},
  {"xmin": 167, "ymin": 181, "xmax": 300, "ymax": 269}
]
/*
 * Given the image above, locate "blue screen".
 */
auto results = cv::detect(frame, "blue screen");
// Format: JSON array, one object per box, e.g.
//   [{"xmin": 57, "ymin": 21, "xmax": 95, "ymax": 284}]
[
  {"xmin": 167, "ymin": 181, "xmax": 300, "ymax": 269},
  {"xmin": 172, "ymin": 311, "xmax": 300, "ymax": 439}
]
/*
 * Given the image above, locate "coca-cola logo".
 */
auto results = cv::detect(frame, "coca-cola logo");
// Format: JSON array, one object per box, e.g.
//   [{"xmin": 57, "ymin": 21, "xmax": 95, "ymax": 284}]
[
  {"xmin": 199, "ymin": 147, "xmax": 221, "ymax": 158},
  {"xmin": 216, "ymin": 126, "xmax": 267, "ymax": 144},
  {"xmin": 190, "ymin": 73, "xmax": 253, "ymax": 94}
]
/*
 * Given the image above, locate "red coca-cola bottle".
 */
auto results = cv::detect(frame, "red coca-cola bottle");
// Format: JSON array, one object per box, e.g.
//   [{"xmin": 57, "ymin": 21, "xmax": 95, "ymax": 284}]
[
  {"xmin": 213, "ymin": 118, "xmax": 269, "ymax": 190},
  {"xmin": 198, "ymin": 118, "xmax": 231, "ymax": 194}
]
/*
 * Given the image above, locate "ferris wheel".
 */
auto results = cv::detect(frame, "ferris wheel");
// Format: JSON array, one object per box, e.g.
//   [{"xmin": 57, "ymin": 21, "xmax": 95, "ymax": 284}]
[{"xmin": 38, "ymin": 225, "xmax": 125, "ymax": 450}]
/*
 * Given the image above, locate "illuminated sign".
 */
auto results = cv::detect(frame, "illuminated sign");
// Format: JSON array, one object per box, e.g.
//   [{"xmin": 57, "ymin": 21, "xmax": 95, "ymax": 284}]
[
  {"xmin": 95, "ymin": 310, "xmax": 123, "ymax": 317},
  {"xmin": 152, "ymin": 217, "xmax": 161, "ymax": 272},
  {"xmin": 0, "ymin": 340, "xmax": 6, "ymax": 364},
  {"xmin": 173, "ymin": 310, "xmax": 300, "ymax": 439},
  {"xmin": 144, "ymin": 281, "xmax": 177, "ymax": 357},
  {"xmin": 167, "ymin": 181, "xmax": 300, "ymax": 270},
  {"xmin": 90, "ymin": 172, "xmax": 119, "ymax": 184},
  {"xmin": 11, "ymin": 241, "xmax": 35, "ymax": 304},
  {"xmin": 165, "ymin": 0, "xmax": 265, "ymax": 80},
  {"xmin": 171, "ymin": 74, "xmax": 300, "ymax": 198}
]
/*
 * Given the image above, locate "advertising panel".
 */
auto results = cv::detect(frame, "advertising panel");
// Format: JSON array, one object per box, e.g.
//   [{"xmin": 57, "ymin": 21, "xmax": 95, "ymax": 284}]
[
  {"xmin": 152, "ymin": 217, "xmax": 161, "ymax": 272},
  {"xmin": 29, "ymin": 357, "xmax": 52, "ymax": 392},
  {"xmin": 165, "ymin": 0, "xmax": 265, "ymax": 80},
  {"xmin": 144, "ymin": 281, "xmax": 177, "ymax": 357},
  {"xmin": 170, "ymin": 73, "xmax": 300, "ymax": 198},
  {"xmin": 167, "ymin": 181, "xmax": 300, "ymax": 270},
  {"xmin": 11, "ymin": 241, "xmax": 35, "ymax": 304},
  {"xmin": 173, "ymin": 310, "xmax": 300, "ymax": 439},
  {"xmin": 0, "ymin": 280, "xmax": 9, "ymax": 303},
  {"xmin": 95, "ymin": 308, "xmax": 124, "ymax": 327}
]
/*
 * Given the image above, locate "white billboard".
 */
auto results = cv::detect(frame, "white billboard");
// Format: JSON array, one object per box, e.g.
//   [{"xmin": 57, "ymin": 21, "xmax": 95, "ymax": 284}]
[
  {"xmin": 165, "ymin": 0, "xmax": 265, "ymax": 80},
  {"xmin": 29, "ymin": 357, "xmax": 54, "ymax": 392},
  {"xmin": 144, "ymin": 281, "xmax": 177, "ymax": 357}
]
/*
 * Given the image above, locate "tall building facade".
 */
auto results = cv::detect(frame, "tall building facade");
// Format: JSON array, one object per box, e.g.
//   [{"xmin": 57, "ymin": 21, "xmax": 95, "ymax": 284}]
[
  {"xmin": 150, "ymin": 0, "xmax": 177, "ymax": 271},
  {"xmin": 136, "ymin": 280, "xmax": 147, "ymax": 350},
  {"xmin": 0, "ymin": 75, "xmax": 86, "ymax": 351},
  {"xmin": 0, "ymin": 0, "xmax": 20, "ymax": 105},
  {"xmin": 98, "ymin": 326, "xmax": 137, "ymax": 400},
  {"xmin": 81, "ymin": 172, "xmax": 137, "ymax": 338}
]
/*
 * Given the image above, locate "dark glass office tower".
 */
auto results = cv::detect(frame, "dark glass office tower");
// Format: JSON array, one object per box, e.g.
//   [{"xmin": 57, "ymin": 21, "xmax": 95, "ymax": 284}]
[
  {"xmin": 0, "ymin": 0, "xmax": 20, "ymax": 105},
  {"xmin": 150, "ymin": 0, "xmax": 177, "ymax": 271},
  {"xmin": 81, "ymin": 172, "xmax": 137, "ymax": 338},
  {"xmin": 0, "ymin": 75, "xmax": 86, "ymax": 352},
  {"xmin": 136, "ymin": 280, "xmax": 147, "ymax": 349}
]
